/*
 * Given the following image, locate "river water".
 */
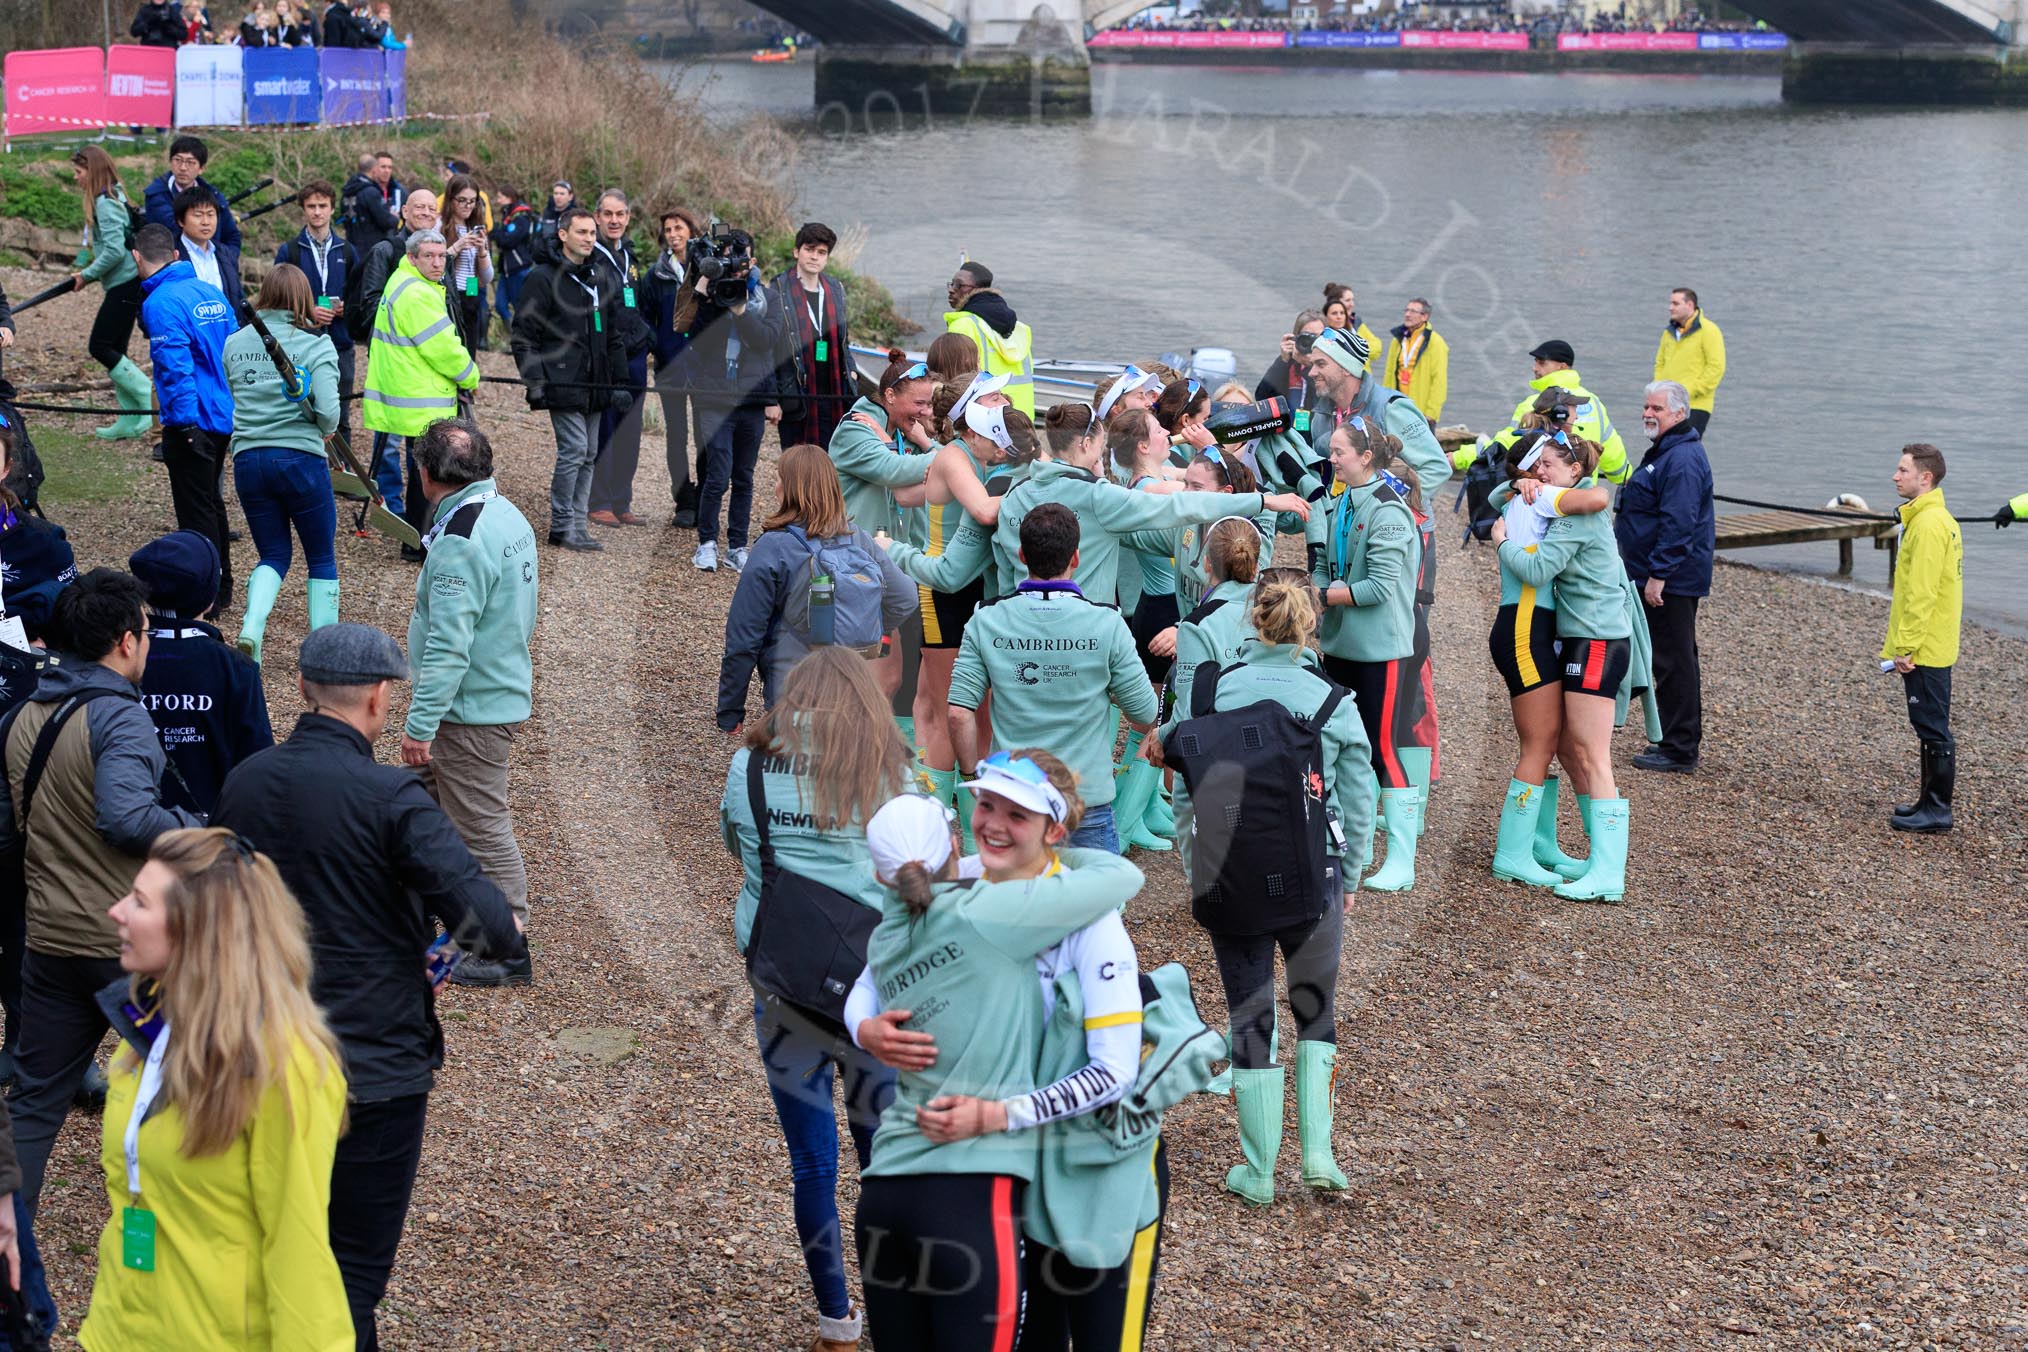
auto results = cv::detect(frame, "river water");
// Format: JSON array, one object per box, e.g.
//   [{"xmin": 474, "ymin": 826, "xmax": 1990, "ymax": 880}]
[{"xmin": 673, "ymin": 59, "xmax": 2028, "ymax": 631}]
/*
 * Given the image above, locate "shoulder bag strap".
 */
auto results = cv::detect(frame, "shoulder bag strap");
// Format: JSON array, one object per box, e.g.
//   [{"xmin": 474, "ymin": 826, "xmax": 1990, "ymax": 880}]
[
  {"xmin": 1188, "ymin": 660, "xmax": 1224, "ymax": 720},
  {"xmin": 1308, "ymin": 684, "xmax": 1348, "ymax": 734},
  {"xmin": 18, "ymin": 687, "xmax": 125, "ymax": 830},
  {"xmin": 745, "ymin": 748, "xmax": 774, "ymax": 871}
]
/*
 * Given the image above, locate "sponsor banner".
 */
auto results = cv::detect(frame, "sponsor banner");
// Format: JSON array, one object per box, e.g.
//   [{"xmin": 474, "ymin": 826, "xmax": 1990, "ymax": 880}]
[
  {"xmin": 109, "ymin": 45, "xmax": 177, "ymax": 127},
  {"xmin": 244, "ymin": 46, "xmax": 322, "ymax": 124},
  {"xmin": 172, "ymin": 43, "xmax": 241, "ymax": 127},
  {"xmin": 1400, "ymin": 30, "xmax": 1531, "ymax": 50},
  {"xmin": 1089, "ymin": 29, "xmax": 1289, "ymax": 48},
  {"xmin": 320, "ymin": 46, "xmax": 389, "ymax": 124},
  {"xmin": 2, "ymin": 47, "xmax": 105, "ymax": 138},
  {"xmin": 1558, "ymin": 31, "xmax": 1700, "ymax": 52},
  {"xmin": 1293, "ymin": 31, "xmax": 1403, "ymax": 48},
  {"xmin": 1700, "ymin": 32, "xmax": 1789, "ymax": 50}
]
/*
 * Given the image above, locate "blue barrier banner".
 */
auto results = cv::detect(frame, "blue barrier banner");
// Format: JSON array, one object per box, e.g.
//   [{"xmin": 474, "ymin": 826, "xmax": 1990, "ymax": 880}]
[
  {"xmin": 1698, "ymin": 32, "xmax": 1789, "ymax": 50},
  {"xmin": 320, "ymin": 47, "xmax": 387, "ymax": 124},
  {"xmin": 1293, "ymin": 31, "xmax": 1403, "ymax": 48},
  {"xmin": 244, "ymin": 46, "xmax": 319, "ymax": 124}
]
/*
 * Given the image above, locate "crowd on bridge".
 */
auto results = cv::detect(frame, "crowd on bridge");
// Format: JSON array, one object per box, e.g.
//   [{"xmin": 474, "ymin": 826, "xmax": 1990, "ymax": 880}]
[
  {"xmin": 0, "ymin": 117, "xmax": 1988, "ymax": 1352},
  {"xmin": 1107, "ymin": 5, "xmax": 1776, "ymax": 35}
]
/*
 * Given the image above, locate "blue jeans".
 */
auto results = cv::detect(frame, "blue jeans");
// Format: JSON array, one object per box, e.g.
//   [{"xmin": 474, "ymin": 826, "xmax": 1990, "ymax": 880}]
[
  {"xmin": 235, "ymin": 447, "xmax": 338, "ymax": 580},
  {"xmin": 7, "ymin": 1194, "xmax": 56, "ymax": 1348},
  {"xmin": 495, "ymin": 265, "xmax": 530, "ymax": 324},
  {"xmin": 752, "ymin": 998, "xmax": 895, "ymax": 1321},
  {"xmin": 696, "ymin": 402, "xmax": 764, "ymax": 548},
  {"xmin": 1068, "ymin": 803, "xmax": 1119, "ymax": 854},
  {"xmin": 371, "ymin": 431, "xmax": 405, "ymax": 515}
]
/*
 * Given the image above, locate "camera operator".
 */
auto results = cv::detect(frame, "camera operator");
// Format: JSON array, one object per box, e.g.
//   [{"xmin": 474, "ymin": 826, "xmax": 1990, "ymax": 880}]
[
  {"xmin": 586, "ymin": 189, "xmax": 654, "ymax": 529},
  {"xmin": 673, "ymin": 225, "xmax": 783, "ymax": 574},
  {"xmin": 1257, "ymin": 308, "xmax": 1328, "ymax": 415}
]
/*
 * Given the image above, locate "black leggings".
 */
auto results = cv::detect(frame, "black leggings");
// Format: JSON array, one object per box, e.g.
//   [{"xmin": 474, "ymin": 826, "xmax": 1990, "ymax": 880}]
[
  {"xmin": 1017, "ymin": 1140, "xmax": 1169, "ymax": 1352},
  {"xmin": 1130, "ymin": 591, "xmax": 1180, "ymax": 686},
  {"xmin": 87, "ymin": 278, "xmax": 144, "ymax": 371},
  {"xmin": 858, "ymin": 1173, "xmax": 1027, "ymax": 1352},
  {"xmin": 1321, "ymin": 653, "xmax": 1416, "ymax": 788},
  {"xmin": 1207, "ymin": 889, "xmax": 1343, "ymax": 1070}
]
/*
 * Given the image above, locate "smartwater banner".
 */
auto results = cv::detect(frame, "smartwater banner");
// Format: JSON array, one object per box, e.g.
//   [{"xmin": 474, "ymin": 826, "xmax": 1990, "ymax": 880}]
[
  {"xmin": 244, "ymin": 46, "xmax": 321, "ymax": 124},
  {"xmin": 173, "ymin": 43, "xmax": 242, "ymax": 126},
  {"xmin": 1088, "ymin": 30, "xmax": 1290, "ymax": 49},
  {"xmin": 320, "ymin": 47, "xmax": 390, "ymax": 124},
  {"xmin": 1400, "ymin": 30, "xmax": 1531, "ymax": 51},
  {"xmin": 1, "ymin": 47, "xmax": 106, "ymax": 138},
  {"xmin": 1558, "ymin": 32, "xmax": 1699, "ymax": 52},
  {"xmin": 1293, "ymin": 31, "xmax": 1403, "ymax": 48}
]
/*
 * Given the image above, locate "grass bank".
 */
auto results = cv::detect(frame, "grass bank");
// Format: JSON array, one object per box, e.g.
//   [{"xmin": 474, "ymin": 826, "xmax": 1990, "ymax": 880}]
[{"xmin": 0, "ymin": 5, "xmax": 913, "ymax": 344}]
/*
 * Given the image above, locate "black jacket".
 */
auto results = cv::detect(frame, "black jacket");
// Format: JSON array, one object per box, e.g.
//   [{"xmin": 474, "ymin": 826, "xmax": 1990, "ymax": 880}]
[
  {"xmin": 344, "ymin": 175, "xmax": 403, "ymax": 257},
  {"xmin": 130, "ymin": 0, "xmax": 185, "ymax": 45},
  {"xmin": 673, "ymin": 280, "xmax": 785, "ymax": 410},
  {"xmin": 510, "ymin": 256, "xmax": 630, "ymax": 413},
  {"xmin": 956, "ymin": 287, "xmax": 1020, "ymax": 340},
  {"xmin": 590, "ymin": 236, "xmax": 653, "ymax": 360},
  {"xmin": 322, "ymin": 0, "xmax": 363, "ymax": 45},
  {"xmin": 494, "ymin": 200, "xmax": 537, "ymax": 274},
  {"xmin": 212, "ymin": 714, "xmax": 523, "ymax": 1100},
  {"xmin": 138, "ymin": 615, "xmax": 272, "ymax": 818}
]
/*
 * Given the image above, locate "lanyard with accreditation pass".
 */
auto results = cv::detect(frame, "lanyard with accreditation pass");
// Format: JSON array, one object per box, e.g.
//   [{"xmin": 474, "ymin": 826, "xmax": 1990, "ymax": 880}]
[
  {"xmin": 804, "ymin": 282, "xmax": 828, "ymax": 363},
  {"xmin": 121, "ymin": 1024, "xmax": 173, "ymax": 1272}
]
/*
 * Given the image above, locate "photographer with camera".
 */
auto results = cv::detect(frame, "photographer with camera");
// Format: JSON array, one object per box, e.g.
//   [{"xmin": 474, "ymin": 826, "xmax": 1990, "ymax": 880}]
[
  {"xmin": 1256, "ymin": 308, "xmax": 1327, "ymax": 414},
  {"xmin": 511, "ymin": 206, "xmax": 630, "ymax": 553},
  {"xmin": 673, "ymin": 223, "xmax": 784, "ymax": 573}
]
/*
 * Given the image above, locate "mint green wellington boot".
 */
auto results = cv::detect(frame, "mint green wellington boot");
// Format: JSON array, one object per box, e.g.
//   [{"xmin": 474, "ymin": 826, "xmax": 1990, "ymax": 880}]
[
  {"xmin": 1492, "ymin": 779, "xmax": 1562, "ymax": 887},
  {"xmin": 235, "ymin": 565, "xmax": 284, "ymax": 664},
  {"xmin": 895, "ymin": 715, "xmax": 918, "ymax": 758},
  {"xmin": 97, "ymin": 358, "xmax": 156, "ymax": 441},
  {"xmin": 922, "ymin": 763, "xmax": 957, "ymax": 817},
  {"xmin": 1224, "ymin": 1066, "xmax": 1284, "ymax": 1206},
  {"xmin": 1145, "ymin": 776, "xmax": 1176, "ymax": 836},
  {"xmin": 1209, "ymin": 1009, "xmax": 1278, "ymax": 1096},
  {"xmin": 1295, "ymin": 1041, "xmax": 1348, "ymax": 1190},
  {"xmin": 1534, "ymin": 775, "xmax": 1588, "ymax": 880},
  {"xmin": 1362, "ymin": 787, "xmax": 1423, "ymax": 892},
  {"xmin": 953, "ymin": 774, "xmax": 977, "ymax": 854},
  {"xmin": 1396, "ymin": 746, "xmax": 1433, "ymax": 838},
  {"xmin": 1555, "ymin": 798, "xmax": 1628, "ymax": 903},
  {"xmin": 1112, "ymin": 728, "xmax": 1172, "ymax": 854},
  {"xmin": 306, "ymin": 577, "xmax": 340, "ymax": 631}
]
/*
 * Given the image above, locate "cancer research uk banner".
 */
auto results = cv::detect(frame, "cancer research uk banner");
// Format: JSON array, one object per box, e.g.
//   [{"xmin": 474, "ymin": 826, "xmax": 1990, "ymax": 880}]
[
  {"xmin": 321, "ymin": 47, "xmax": 390, "ymax": 124},
  {"xmin": 1087, "ymin": 30, "xmax": 1290, "ymax": 49},
  {"xmin": 173, "ymin": 43, "xmax": 242, "ymax": 127},
  {"xmin": 2, "ymin": 47, "xmax": 106, "ymax": 138},
  {"xmin": 1399, "ymin": 30, "xmax": 1530, "ymax": 51},
  {"xmin": 244, "ymin": 46, "xmax": 321, "ymax": 124},
  {"xmin": 1294, "ymin": 31, "xmax": 1404, "ymax": 48}
]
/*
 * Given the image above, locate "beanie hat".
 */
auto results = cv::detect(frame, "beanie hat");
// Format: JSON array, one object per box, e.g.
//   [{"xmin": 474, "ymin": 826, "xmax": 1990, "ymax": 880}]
[{"xmin": 128, "ymin": 529, "xmax": 220, "ymax": 618}]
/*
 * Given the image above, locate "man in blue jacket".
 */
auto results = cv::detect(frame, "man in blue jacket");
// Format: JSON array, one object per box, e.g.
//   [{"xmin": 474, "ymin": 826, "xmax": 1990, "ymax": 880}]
[
  {"xmin": 172, "ymin": 186, "xmax": 244, "ymax": 314},
  {"xmin": 135, "ymin": 224, "xmax": 236, "ymax": 613},
  {"xmin": 142, "ymin": 136, "xmax": 241, "ymax": 251},
  {"xmin": 127, "ymin": 530, "xmax": 273, "ymax": 816},
  {"xmin": 1615, "ymin": 379, "xmax": 1715, "ymax": 773}
]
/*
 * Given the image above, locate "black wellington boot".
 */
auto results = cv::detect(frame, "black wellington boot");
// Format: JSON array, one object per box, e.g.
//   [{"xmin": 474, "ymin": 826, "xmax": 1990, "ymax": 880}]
[
  {"xmin": 1891, "ymin": 744, "xmax": 1954, "ymax": 834},
  {"xmin": 1893, "ymin": 750, "xmax": 1931, "ymax": 818}
]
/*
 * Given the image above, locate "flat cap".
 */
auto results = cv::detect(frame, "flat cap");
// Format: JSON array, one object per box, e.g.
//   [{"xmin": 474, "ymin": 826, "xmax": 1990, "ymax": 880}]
[
  {"xmin": 1529, "ymin": 339, "xmax": 1576, "ymax": 365},
  {"xmin": 299, "ymin": 623, "xmax": 409, "ymax": 686}
]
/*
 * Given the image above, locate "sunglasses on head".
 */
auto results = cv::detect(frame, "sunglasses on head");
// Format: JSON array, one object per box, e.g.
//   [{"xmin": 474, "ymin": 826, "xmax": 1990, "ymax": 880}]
[
  {"xmin": 982, "ymin": 750, "xmax": 1050, "ymax": 785},
  {"xmin": 881, "ymin": 361, "xmax": 929, "ymax": 391}
]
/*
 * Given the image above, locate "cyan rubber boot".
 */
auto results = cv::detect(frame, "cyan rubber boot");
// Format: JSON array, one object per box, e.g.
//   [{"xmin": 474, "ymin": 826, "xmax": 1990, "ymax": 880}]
[
  {"xmin": 1295, "ymin": 1040, "xmax": 1348, "ymax": 1190},
  {"xmin": 1224, "ymin": 1066, "xmax": 1284, "ymax": 1206},
  {"xmin": 953, "ymin": 774, "xmax": 977, "ymax": 854},
  {"xmin": 1111, "ymin": 728, "xmax": 1168, "ymax": 852},
  {"xmin": 1534, "ymin": 775, "xmax": 1588, "ymax": 879},
  {"xmin": 1208, "ymin": 1009, "xmax": 1278, "ymax": 1096},
  {"xmin": 1146, "ymin": 777, "xmax": 1176, "ymax": 836},
  {"xmin": 1555, "ymin": 798, "xmax": 1628, "ymax": 903},
  {"xmin": 306, "ymin": 577, "xmax": 340, "ymax": 631},
  {"xmin": 97, "ymin": 357, "xmax": 155, "ymax": 441},
  {"xmin": 922, "ymin": 764, "xmax": 957, "ymax": 819},
  {"xmin": 895, "ymin": 715, "xmax": 918, "ymax": 757},
  {"xmin": 236, "ymin": 565, "xmax": 285, "ymax": 664},
  {"xmin": 1396, "ymin": 746, "xmax": 1433, "ymax": 839},
  {"xmin": 1362, "ymin": 787, "xmax": 1422, "ymax": 892},
  {"xmin": 1492, "ymin": 779, "xmax": 1562, "ymax": 887}
]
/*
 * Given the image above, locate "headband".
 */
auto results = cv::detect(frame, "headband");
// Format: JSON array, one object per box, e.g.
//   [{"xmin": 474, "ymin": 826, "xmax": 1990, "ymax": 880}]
[
  {"xmin": 1096, "ymin": 366, "xmax": 1158, "ymax": 424},
  {"xmin": 964, "ymin": 401, "xmax": 1014, "ymax": 452}
]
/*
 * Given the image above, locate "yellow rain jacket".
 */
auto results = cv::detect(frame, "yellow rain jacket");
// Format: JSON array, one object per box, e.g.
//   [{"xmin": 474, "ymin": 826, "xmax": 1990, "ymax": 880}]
[
  {"xmin": 362, "ymin": 257, "xmax": 480, "ymax": 438},
  {"xmin": 1653, "ymin": 310, "xmax": 1726, "ymax": 414},
  {"xmin": 1882, "ymin": 488, "xmax": 1962, "ymax": 668},
  {"xmin": 944, "ymin": 295, "xmax": 1035, "ymax": 416},
  {"xmin": 1381, "ymin": 324, "xmax": 1448, "ymax": 422},
  {"xmin": 79, "ymin": 1036, "xmax": 353, "ymax": 1351}
]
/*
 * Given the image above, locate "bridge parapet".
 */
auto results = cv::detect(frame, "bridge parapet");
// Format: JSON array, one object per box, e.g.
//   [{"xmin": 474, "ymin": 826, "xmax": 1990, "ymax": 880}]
[{"xmin": 814, "ymin": 1, "xmax": 1092, "ymax": 120}]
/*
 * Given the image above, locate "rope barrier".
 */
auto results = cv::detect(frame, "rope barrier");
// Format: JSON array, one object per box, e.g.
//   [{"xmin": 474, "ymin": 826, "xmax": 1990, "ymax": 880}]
[
  {"xmin": 6, "ymin": 400, "xmax": 137, "ymax": 416},
  {"xmin": 1712, "ymin": 492, "xmax": 1899, "ymax": 523}
]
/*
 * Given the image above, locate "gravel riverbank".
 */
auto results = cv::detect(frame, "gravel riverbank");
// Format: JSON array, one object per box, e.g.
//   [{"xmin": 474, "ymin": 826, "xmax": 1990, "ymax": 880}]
[{"xmin": 7, "ymin": 269, "xmax": 2023, "ymax": 1349}]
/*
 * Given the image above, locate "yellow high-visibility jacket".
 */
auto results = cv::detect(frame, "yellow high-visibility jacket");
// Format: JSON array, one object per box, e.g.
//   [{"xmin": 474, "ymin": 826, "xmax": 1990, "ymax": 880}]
[
  {"xmin": 1653, "ymin": 310, "xmax": 1726, "ymax": 414},
  {"xmin": 1381, "ymin": 324, "xmax": 1448, "ymax": 422},
  {"xmin": 363, "ymin": 257, "xmax": 480, "ymax": 437},
  {"xmin": 1883, "ymin": 488, "xmax": 1962, "ymax": 668}
]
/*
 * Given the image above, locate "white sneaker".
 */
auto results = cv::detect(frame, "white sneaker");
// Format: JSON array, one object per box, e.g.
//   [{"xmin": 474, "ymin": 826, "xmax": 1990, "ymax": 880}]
[
  {"xmin": 726, "ymin": 546, "xmax": 750, "ymax": 573},
  {"xmin": 692, "ymin": 541, "xmax": 718, "ymax": 572}
]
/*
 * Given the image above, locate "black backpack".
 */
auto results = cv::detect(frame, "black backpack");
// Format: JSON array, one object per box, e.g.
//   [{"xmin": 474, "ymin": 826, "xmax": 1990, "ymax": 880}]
[
  {"xmin": 1462, "ymin": 443, "xmax": 1507, "ymax": 542},
  {"xmin": 740, "ymin": 751, "xmax": 878, "ymax": 1038},
  {"xmin": 1160, "ymin": 661, "xmax": 1345, "ymax": 937}
]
